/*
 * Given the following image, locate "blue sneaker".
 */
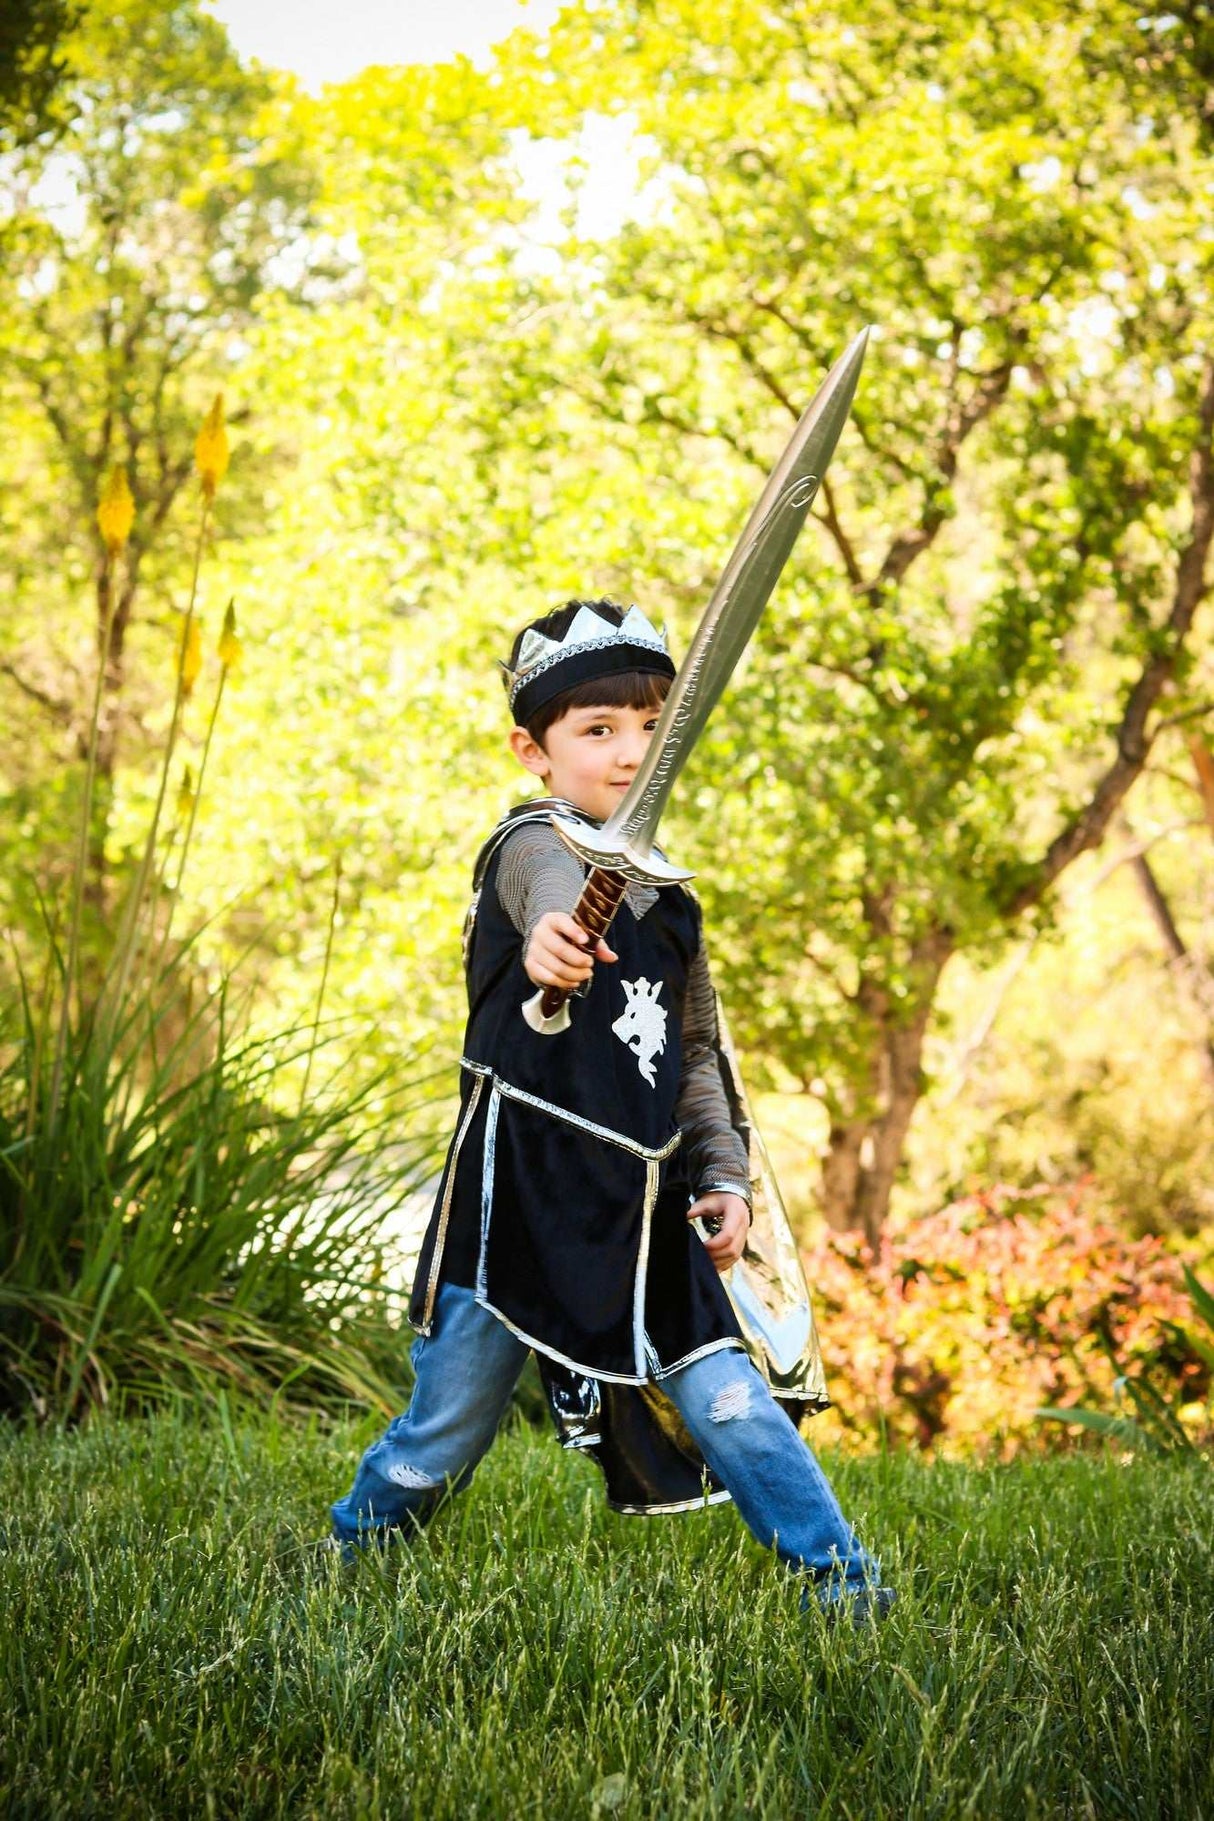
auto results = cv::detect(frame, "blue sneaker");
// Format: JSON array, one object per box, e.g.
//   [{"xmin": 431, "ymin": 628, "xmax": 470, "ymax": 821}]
[{"xmin": 819, "ymin": 1585, "xmax": 897, "ymax": 1626}]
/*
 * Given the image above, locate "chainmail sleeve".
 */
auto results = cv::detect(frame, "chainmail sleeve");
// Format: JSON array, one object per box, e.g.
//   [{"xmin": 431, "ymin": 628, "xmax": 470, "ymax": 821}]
[
  {"xmin": 495, "ymin": 823, "xmax": 586, "ymax": 944},
  {"xmin": 676, "ymin": 940, "xmax": 752, "ymax": 1209},
  {"xmin": 495, "ymin": 823, "xmax": 663, "ymax": 943}
]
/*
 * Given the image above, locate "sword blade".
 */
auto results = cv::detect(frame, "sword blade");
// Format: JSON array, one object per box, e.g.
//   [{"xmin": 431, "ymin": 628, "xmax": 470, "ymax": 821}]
[{"xmin": 555, "ymin": 327, "xmax": 868, "ymax": 882}]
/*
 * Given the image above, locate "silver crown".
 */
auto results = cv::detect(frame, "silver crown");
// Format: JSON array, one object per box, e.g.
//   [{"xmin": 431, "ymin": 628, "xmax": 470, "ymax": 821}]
[{"xmin": 502, "ymin": 603, "xmax": 669, "ymax": 709}]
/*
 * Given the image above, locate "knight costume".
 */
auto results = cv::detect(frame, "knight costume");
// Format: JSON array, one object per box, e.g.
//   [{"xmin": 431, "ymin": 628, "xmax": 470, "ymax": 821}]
[{"xmin": 407, "ymin": 606, "xmax": 827, "ymax": 1515}]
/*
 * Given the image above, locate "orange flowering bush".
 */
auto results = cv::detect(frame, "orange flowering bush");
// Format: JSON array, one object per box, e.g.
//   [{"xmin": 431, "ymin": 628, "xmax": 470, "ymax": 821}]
[{"xmin": 803, "ymin": 1184, "xmax": 1210, "ymax": 1456}]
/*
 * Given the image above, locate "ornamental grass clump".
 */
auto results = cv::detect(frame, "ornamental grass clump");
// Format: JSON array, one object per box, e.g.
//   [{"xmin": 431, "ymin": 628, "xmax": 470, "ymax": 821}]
[
  {"xmin": 1, "ymin": 402, "xmax": 439, "ymax": 1423},
  {"xmin": 0, "ymin": 987, "xmax": 437, "ymax": 1422}
]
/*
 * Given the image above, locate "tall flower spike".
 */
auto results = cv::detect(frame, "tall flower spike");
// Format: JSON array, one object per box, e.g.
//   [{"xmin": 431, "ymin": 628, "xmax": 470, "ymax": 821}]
[
  {"xmin": 180, "ymin": 615, "xmax": 203, "ymax": 697},
  {"xmin": 217, "ymin": 598, "xmax": 242, "ymax": 672},
  {"xmin": 195, "ymin": 394, "xmax": 229, "ymax": 501},
  {"xmin": 97, "ymin": 466, "xmax": 135, "ymax": 556},
  {"xmin": 176, "ymin": 764, "xmax": 195, "ymax": 821}
]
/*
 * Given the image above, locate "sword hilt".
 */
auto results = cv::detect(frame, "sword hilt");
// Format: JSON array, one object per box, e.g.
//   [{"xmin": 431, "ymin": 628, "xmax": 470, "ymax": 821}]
[
  {"xmin": 521, "ymin": 816, "xmax": 691, "ymax": 1035},
  {"xmin": 539, "ymin": 866, "xmax": 628, "ymax": 1020}
]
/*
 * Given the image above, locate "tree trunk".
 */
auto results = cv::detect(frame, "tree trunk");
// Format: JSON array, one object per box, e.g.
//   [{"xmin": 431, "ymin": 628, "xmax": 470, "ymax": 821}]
[
  {"xmin": 1189, "ymin": 735, "xmax": 1214, "ymax": 838},
  {"xmin": 1129, "ymin": 847, "xmax": 1214, "ymax": 1089},
  {"xmin": 820, "ymin": 925, "xmax": 954, "ymax": 1244}
]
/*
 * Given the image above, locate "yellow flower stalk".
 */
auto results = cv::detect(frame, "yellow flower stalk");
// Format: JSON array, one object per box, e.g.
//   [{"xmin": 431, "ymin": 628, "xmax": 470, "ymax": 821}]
[
  {"xmin": 195, "ymin": 393, "xmax": 229, "ymax": 501},
  {"xmin": 179, "ymin": 615, "xmax": 203, "ymax": 697},
  {"xmin": 176, "ymin": 764, "xmax": 195, "ymax": 821},
  {"xmin": 97, "ymin": 466, "xmax": 135, "ymax": 555},
  {"xmin": 106, "ymin": 403, "xmax": 220, "ymax": 1024},
  {"xmin": 217, "ymin": 598, "xmax": 243, "ymax": 672}
]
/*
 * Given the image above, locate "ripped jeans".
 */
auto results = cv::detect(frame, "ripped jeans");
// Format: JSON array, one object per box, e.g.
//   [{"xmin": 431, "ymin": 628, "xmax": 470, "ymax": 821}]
[{"xmin": 330, "ymin": 1281, "xmax": 878, "ymax": 1595}]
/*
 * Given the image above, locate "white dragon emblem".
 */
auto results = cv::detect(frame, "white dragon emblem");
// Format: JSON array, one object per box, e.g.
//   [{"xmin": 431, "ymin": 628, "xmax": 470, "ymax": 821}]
[{"xmin": 612, "ymin": 977, "xmax": 667, "ymax": 1088}]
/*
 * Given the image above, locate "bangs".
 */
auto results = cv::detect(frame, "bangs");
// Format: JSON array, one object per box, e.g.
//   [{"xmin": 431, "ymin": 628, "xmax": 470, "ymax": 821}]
[
  {"xmin": 561, "ymin": 672, "xmax": 671, "ymax": 715},
  {"xmin": 526, "ymin": 669, "xmax": 671, "ymax": 743}
]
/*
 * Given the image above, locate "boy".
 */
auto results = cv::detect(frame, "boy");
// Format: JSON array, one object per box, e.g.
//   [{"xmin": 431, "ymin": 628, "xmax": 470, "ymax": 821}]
[{"xmin": 331, "ymin": 599, "xmax": 891, "ymax": 1618}]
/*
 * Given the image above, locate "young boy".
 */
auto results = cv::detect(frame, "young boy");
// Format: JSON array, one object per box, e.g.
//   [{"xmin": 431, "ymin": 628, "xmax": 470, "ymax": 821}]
[{"xmin": 331, "ymin": 598, "xmax": 891, "ymax": 1618}]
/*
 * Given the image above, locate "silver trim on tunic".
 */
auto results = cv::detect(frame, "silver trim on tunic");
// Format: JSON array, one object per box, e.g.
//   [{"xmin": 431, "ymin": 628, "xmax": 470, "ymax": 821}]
[
  {"xmin": 633, "ymin": 1157, "xmax": 659, "ymax": 1378},
  {"xmin": 610, "ymin": 1488, "xmax": 734, "ymax": 1516},
  {"xmin": 471, "ymin": 1296, "xmax": 668, "ymax": 1388},
  {"xmin": 475, "ymin": 1080, "xmax": 503, "ymax": 1304},
  {"xmin": 478, "ymin": 1064, "xmax": 683, "ymax": 1165},
  {"xmin": 420, "ymin": 1068, "xmax": 487, "ymax": 1332},
  {"xmin": 648, "ymin": 1336, "xmax": 748, "ymax": 1380},
  {"xmin": 463, "ymin": 1060, "xmax": 745, "ymax": 1385}
]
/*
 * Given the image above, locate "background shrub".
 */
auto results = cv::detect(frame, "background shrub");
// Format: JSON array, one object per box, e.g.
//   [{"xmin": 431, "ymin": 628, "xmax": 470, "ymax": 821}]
[{"xmin": 804, "ymin": 1183, "xmax": 1212, "ymax": 1455}]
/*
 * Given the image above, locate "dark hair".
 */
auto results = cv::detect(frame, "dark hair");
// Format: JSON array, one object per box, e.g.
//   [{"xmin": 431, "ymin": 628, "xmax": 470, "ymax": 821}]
[
  {"xmin": 509, "ymin": 598, "xmax": 671, "ymax": 745},
  {"xmin": 525, "ymin": 668, "xmax": 671, "ymax": 746}
]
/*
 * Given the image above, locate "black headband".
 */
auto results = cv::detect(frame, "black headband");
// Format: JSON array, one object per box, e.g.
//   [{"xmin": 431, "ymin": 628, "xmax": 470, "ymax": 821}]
[{"xmin": 511, "ymin": 641, "xmax": 676, "ymax": 726}]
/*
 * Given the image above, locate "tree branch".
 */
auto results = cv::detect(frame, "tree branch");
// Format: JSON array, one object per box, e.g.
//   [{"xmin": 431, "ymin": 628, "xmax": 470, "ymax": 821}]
[
  {"xmin": 681, "ymin": 308, "xmax": 802, "ymax": 421},
  {"xmin": 1189, "ymin": 733, "xmax": 1214, "ymax": 836},
  {"xmin": 803, "ymin": 657, "xmax": 890, "ymax": 703},
  {"xmin": 873, "ymin": 356, "xmax": 1015, "ymax": 593},
  {"xmin": 814, "ymin": 474, "xmax": 865, "ymax": 587},
  {"xmin": 1128, "ymin": 844, "xmax": 1214, "ymax": 1086},
  {"xmin": 1130, "ymin": 848, "xmax": 1188, "ymax": 962},
  {"xmin": 848, "ymin": 403, "xmax": 921, "ymax": 485},
  {"xmin": 1004, "ymin": 350, "xmax": 1214, "ymax": 917},
  {"xmin": 0, "ymin": 658, "xmax": 73, "ymax": 723}
]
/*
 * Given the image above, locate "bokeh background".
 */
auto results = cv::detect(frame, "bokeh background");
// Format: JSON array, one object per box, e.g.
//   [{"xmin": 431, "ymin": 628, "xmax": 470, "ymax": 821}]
[{"xmin": 3, "ymin": 0, "xmax": 1214, "ymax": 1450}]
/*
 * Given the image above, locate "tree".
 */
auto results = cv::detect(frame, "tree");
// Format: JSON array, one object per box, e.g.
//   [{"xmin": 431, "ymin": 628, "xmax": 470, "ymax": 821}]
[
  {"xmin": 0, "ymin": 0, "xmax": 81, "ymax": 147},
  {"xmin": 489, "ymin": 0, "xmax": 1214, "ymax": 1238},
  {"xmin": 0, "ymin": 0, "xmax": 317, "ymax": 920},
  {"xmin": 156, "ymin": 58, "xmax": 556, "ymax": 1058}
]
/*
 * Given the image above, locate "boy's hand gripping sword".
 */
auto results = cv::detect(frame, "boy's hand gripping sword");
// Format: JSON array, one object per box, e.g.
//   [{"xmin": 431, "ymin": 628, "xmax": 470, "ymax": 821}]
[{"xmin": 523, "ymin": 328, "xmax": 870, "ymax": 1035}]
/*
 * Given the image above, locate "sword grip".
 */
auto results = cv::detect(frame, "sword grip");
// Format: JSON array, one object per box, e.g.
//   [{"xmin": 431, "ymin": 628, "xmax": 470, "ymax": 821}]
[{"xmin": 539, "ymin": 867, "xmax": 628, "ymax": 1021}]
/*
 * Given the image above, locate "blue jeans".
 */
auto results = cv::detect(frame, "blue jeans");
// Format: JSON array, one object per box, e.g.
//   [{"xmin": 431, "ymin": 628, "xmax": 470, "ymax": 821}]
[{"xmin": 331, "ymin": 1282, "xmax": 878, "ymax": 1596}]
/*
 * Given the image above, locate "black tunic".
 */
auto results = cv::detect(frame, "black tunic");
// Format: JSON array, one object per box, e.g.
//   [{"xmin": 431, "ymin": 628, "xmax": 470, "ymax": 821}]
[{"xmin": 409, "ymin": 804, "xmax": 746, "ymax": 1384}]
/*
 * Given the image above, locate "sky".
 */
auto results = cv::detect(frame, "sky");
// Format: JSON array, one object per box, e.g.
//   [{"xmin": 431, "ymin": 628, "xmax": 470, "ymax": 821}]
[
  {"xmin": 204, "ymin": 0, "xmax": 651, "ymax": 245},
  {"xmin": 205, "ymin": 0, "xmax": 566, "ymax": 89}
]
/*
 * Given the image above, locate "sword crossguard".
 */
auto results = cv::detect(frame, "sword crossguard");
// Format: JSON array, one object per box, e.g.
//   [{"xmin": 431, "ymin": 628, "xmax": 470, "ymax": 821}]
[{"xmin": 549, "ymin": 814, "xmax": 695, "ymax": 887}]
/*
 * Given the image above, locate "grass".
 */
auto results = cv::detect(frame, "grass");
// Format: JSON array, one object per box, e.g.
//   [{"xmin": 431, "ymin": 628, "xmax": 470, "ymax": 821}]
[{"xmin": 1, "ymin": 1412, "xmax": 1212, "ymax": 1820}]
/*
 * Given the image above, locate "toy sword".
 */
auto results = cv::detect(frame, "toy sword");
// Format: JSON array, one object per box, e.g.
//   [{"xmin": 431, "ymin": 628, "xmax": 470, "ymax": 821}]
[{"xmin": 523, "ymin": 327, "xmax": 870, "ymax": 1035}]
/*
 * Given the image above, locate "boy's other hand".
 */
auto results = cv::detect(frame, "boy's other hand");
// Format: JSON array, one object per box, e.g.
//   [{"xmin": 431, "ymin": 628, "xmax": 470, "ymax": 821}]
[
  {"xmin": 688, "ymin": 1193, "xmax": 748, "ymax": 1272},
  {"xmin": 523, "ymin": 911, "xmax": 618, "ymax": 990}
]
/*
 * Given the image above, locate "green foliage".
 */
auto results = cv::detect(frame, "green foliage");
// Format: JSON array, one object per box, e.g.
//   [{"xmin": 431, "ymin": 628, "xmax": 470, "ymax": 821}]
[
  {"xmin": 1038, "ymin": 1265, "xmax": 1214, "ymax": 1455},
  {"xmin": 6, "ymin": 0, "xmax": 1214, "ymax": 1243},
  {"xmin": 0, "ymin": 0, "xmax": 322, "ymax": 946},
  {"xmin": 0, "ymin": 0, "xmax": 79, "ymax": 146},
  {"xmin": 0, "ymin": 338, "xmax": 441, "ymax": 1424},
  {"xmin": 2, "ymin": 1414, "xmax": 1213, "ymax": 1816},
  {"xmin": 481, "ymin": 0, "xmax": 1214, "ymax": 1228},
  {"xmin": 0, "ymin": 0, "xmax": 317, "ymax": 560},
  {"xmin": 0, "ymin": 950, "xmax": 441, "ymax": 1421},
  {"xmin": 803, "ymin": 1183, "xmax": 1211, "ymax": 1454}
]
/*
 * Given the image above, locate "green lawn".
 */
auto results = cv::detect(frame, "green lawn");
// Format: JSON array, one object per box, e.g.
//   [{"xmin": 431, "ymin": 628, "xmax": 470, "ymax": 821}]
[{"xmin": 1, "ymin": 1410, "xmax": 1211, "ymax": 1819}]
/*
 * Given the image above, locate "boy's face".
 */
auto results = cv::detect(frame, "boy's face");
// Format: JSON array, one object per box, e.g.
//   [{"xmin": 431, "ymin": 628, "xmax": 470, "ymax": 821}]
[{"xmin": 509, "ymin": 701, "xmax": 662, "ymax": 823}]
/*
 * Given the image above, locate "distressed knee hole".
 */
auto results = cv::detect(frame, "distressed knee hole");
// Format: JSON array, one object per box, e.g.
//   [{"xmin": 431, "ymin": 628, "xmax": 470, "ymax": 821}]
[
  {"xmin": 385, "ymin": 1462, "xmax": 437, "ymax": 1490},
  {"xmin": 708, "ymin": 1380, "xmax": 752, "ymax": 1423}
]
